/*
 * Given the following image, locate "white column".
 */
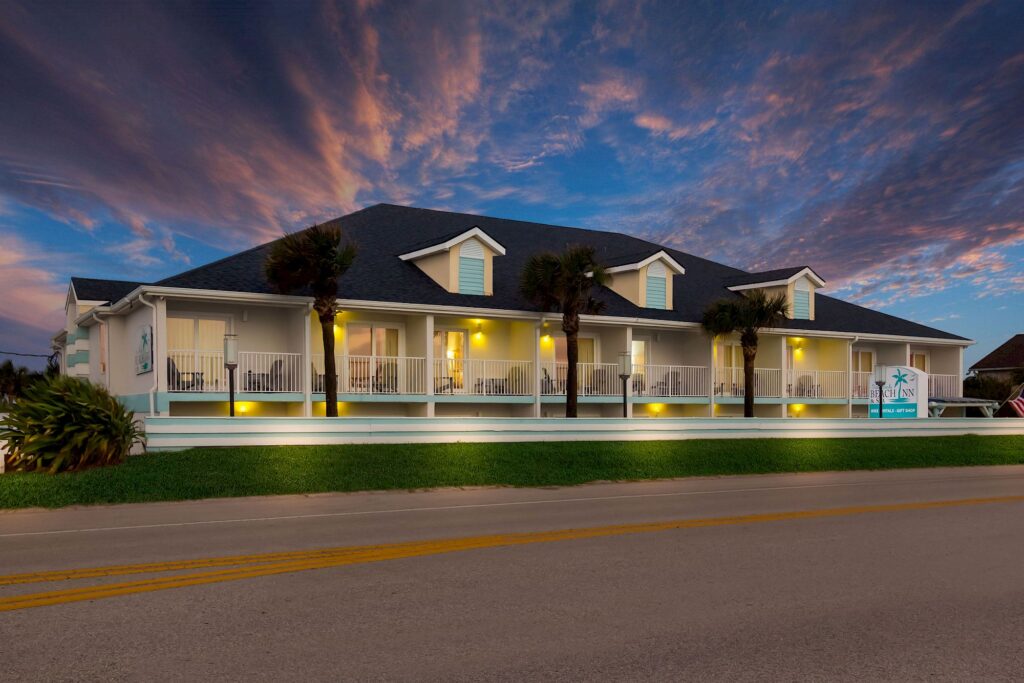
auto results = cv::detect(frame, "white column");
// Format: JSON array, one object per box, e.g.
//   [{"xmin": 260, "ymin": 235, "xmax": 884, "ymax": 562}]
[
  {"xmin": 957, "ymin": 346, "xmax": 964, "ymax": 398},
  {"xmin": 780, "ymin": 335, "xmax": 788, "ymax": 418},
  {"xmin": 624, "ymin": 326, "xmax": 633, "ymax": 418},
  {"xmin": 424, "ymin": 314, "xmax": 435, "ymax": 418},
  {"xmin": 302, "ymin": 306, "xmax": 312, "ymax": 416},
  {"xmin": 708, "ymin": 336, "xmax": 715, "ymax": 417},
  {"xmin": 155, "ymin": 297, "xmax": 168, "ymax": 398},
  {"xmin": 533, "ymin": 321, "xmax": 542, "ymax": 418}
]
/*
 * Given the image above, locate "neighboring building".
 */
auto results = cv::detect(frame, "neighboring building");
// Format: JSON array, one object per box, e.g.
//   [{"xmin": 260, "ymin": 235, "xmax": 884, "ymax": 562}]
[
  {"xmin": 53, "ymin": 204, "xmax": 970, "ymax": 419},
  {"xmin": 969, "ymin": 334, "xmax": 1024, "ymax": 383}
]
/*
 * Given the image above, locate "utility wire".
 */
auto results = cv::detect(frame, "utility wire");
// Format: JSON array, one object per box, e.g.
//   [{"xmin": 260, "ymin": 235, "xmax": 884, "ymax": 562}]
[{"xmin": 0, "ymin": 351, "xmax": 53, "ymax": 358}]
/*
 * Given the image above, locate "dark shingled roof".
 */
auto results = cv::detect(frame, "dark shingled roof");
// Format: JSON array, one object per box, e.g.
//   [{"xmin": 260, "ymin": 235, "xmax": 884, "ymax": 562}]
[
  {"xmin": 970, "ymin": 334, "xmax": 1024, "ymax": 370},
  {"xmin": 723, "ymin": 266, "xmax": 818, "ymax": 288},
  {"xmin": 145, "ymin": 203, "xmax": 967, "ymax": 341},
  {"xmin": 71, "ymin": 277, "xmax": 144, "ymax": 304}
]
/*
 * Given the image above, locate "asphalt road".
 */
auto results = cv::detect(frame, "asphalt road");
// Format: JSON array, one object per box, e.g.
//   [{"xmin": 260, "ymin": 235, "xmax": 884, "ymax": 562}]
[{"xmin": 3, "ymin": 466, "xmax": 1024, "ymax": 681}]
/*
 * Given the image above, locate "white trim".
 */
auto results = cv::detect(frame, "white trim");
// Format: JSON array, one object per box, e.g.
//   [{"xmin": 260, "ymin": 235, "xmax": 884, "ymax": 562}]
[
  {"xmin": 727, "ymin": 267, "xmax": 826, "ymax": 291},
  {"xmin": 68, "ymin": 285, "xmax": 973, "ymax": 348},
  {"xmin": 398, "ymin": 226, "xmax": 506, "ymax": 261},
  {"xmin": 605, "ymin": 250, "xmax": 685, "ymax": 275}
]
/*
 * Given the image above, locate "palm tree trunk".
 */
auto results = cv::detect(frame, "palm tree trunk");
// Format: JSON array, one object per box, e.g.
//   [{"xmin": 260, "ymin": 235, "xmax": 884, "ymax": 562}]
[
  {"xmin": 742, "ymin": 344, "xmax": 757, "ymax": 418},
  {"xmin": 320, "ymin": 314, "xmax": 338, "ymax": 417},
  {"xmin": 565, "ymin": 331, "xmax": 578, "ymax": 418}
]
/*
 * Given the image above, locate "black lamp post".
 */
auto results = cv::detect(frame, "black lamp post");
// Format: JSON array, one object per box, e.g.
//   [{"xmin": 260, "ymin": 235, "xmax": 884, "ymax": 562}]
[
  {"xmin": 874, "ymin": 366, "xmax": 886, "ymax": 419},
  {"xmin": 224, "ymin": 333, "xmax": 238, "ymax": 417},
  {"xmin": 618, "ymin": 351, "xmax": 632, "ymax": 418}
]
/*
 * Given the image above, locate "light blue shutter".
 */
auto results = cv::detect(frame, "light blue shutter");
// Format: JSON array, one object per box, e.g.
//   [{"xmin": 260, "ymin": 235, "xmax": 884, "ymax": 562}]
[
  {"xmin": 646, "ymin": 276, "xmax": 666, "ymax": 309},
  {"xmin": 458, "ymin": 238, "xmax": 486, "ymax": 295},
  {"xmin": 793, "ymin": 290, "xmax": 810, "ymax": 319}
]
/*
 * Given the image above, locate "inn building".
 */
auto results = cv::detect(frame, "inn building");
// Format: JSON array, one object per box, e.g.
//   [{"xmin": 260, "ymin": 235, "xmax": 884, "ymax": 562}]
[{"xmin": 54, "ymin": 204, "xmax": 969, "ymax": 419}]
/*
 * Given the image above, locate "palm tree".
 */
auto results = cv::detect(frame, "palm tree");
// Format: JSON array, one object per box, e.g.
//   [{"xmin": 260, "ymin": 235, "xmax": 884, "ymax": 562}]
[
  {"xmin": 520, "ymin": 246, "xmax": 608, "ymax": 418},
  {"xmin": 701, "ymin": 289, "xmax": 789, "ymax": 418},
  {"xmin": 265, "ymin": 224, "xmax": 356, "ymax": 417}
]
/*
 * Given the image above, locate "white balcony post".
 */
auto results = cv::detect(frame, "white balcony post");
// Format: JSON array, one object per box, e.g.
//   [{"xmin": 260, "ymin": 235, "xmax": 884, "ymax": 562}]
[
  {"xmin": 302, "ymin": 305, "xmax": 312, "ymax": 416},
  {"xmin": 624, "ymin": 326, "xmax": 633, "ymax": 418},
  {"xmin": 707, "ymin": 336, "xmax": 715, "ymax": 416},
  {"xmin": 533, "ymin": 320, "xmax": 542, "ymax": 417},
  {"xmin": 424, "ymin": 314, "xmax": 435, "ymax": 417}
]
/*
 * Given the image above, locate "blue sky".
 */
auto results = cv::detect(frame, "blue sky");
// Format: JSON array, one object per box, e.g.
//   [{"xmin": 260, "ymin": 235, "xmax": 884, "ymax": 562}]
[{"xmin": 1, "ymin": 0, "xmax": 1022, "ymax": 369}]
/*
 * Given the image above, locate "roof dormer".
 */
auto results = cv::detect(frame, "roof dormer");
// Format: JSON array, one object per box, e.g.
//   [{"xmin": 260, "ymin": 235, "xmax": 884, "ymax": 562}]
[
  {"xmin": 398, "ymin": 226, "xmax": 505, "ymax": 296},
  {"xmin": 725, "ymin": 266, "xmax": 825, "ymax": 320},
  {"xmin": 604, "ymin": 250, "xmax": 685, "ymax": 310}
]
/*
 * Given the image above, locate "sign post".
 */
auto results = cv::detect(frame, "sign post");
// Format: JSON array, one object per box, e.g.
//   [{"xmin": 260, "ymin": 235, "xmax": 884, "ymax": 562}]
[{"xmin": 869, "ymin": 365, "xmax": 929, "ymax": 418}]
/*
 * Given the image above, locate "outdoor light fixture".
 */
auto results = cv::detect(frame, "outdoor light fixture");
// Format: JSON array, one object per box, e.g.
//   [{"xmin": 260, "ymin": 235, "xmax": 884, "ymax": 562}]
[
  {"xmin": 224, "ymin": 333, "xmax": 238, "ymax": 417},
  {"xmin": 618, "ymin": 351, "xmax": 632, "ymax": 418},
  {"xmin": 874, "ymin": 365, "xmax": 887, "ymax": 419}
]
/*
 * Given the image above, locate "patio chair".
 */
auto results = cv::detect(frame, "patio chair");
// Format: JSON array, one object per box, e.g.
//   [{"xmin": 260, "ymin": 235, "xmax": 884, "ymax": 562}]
[
  {"xmin": 167, "ymin": 358, "xmax": 204, "ymax": 392},
  {"xmin": 374, "ymin": 361, "xmax": 398, "ymax": 393},
  {"xmin": 652, "ymin": 371, "xmax": 681, "ymax": 396}
]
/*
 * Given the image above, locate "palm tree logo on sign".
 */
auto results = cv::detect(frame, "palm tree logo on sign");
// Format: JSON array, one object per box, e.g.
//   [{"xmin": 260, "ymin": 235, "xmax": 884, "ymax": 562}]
[{"xmin": 871, "ymin": 366, "xmax": 927, "ymax": 418}]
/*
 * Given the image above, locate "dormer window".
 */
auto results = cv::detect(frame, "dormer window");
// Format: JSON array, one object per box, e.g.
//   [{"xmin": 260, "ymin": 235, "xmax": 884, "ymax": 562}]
[
  {"xmin": 604, "ymin": 250, "xmax": 685, "ymax": 310},
  {"xmin": 645, "ymin": 261, "xmax": 667, "ymax": 309},
  {"xmin": 398, "ymin": 227, "xmax": 505, "ymax": 296},
  {"xmin": 724, "ymin": 266, "xmax": 825, "ymax": 321},
  {"xmin": 458, "ymin": 238, "xmax": 485, "ymax": 295}
]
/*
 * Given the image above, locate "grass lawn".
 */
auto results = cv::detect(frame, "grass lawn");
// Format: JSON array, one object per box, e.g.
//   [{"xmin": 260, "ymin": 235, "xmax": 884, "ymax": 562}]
[{"xmin": 1, "ymin": 434, "xmax": 1023, "ymax": 509}]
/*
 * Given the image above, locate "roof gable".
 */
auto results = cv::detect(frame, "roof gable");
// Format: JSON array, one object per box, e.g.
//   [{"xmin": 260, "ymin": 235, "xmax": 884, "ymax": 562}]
[
  {"xmin": 398, "ymin": 226, "xmax": 506, "ymax": 261},
  {"xmin": 724, "ymin": 266, "xmax": 825, "ymax": 290},
  {"xmin": 970, "ymin": 334, "xmax": 1024, "ymax": 370}
]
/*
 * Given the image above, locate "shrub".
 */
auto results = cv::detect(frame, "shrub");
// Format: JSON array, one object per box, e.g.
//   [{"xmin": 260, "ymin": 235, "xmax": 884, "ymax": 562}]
[{"xmin": 1, "ymin": 375, "xmax": 145, "ymax": 473}]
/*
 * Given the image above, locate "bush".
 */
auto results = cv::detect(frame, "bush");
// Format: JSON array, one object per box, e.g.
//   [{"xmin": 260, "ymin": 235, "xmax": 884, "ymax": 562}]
[{"xmin": 1, "ymin": 375, "xmax": 145, "ymax": 473}]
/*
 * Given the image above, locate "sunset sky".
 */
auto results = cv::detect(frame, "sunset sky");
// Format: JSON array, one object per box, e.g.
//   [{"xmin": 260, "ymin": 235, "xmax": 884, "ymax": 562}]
[{"xmin": 1, "ymin": 0, "xmax": 1022, "ymax": 368}]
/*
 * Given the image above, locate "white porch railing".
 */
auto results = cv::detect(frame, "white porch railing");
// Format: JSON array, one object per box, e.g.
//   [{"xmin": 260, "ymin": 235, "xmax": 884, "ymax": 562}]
[
  {"xmin": 929, "ymin": 374, "xmax": 961, "ymax": 398},
  {"xmin": 312, "ymin": 355, "xmax": 427, "ymax": 394},
  {"xmin": 433, "ymin": 359, "xmax": 533, "ymax": 396},
  {"xmin": 852, "ymin": 371, "xmax": 873, "ymax": 399},
  {"xmin": 633, "ymin": 364, "xmax": 709, "ymax": 397},
  {"xmin": 540, "ymin": 362, "xmax": 621, "ymax": 396},
  {"xmin": 238, "ymin": 352, "xmax": 303, "ymax": 393},
  {"xmin": 714, "ymin": 367, "xmax": 782, "ymax": 398},
  {"xmin": 168, "ymin": 350, "xmax": 226, "ymax": 392},
  {"xmin": 168, "ymin": 350, "xmax": 304, "ymax": 393},
  {"xmin": 786, "ymin": 370, "xmax": 848, "ymax": 399}
]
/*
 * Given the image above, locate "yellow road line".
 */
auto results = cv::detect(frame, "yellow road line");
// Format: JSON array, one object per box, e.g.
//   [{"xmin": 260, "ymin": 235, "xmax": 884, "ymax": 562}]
[{"xmin": 2, "ymin": 494, "xmax": 1022, "ymax": 612}]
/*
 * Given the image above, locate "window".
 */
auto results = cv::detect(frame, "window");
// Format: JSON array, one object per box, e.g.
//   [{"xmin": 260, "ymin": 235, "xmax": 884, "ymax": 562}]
[
  {"xmin": 793, "ymin": 279, "xmax": 811, "ymax": 319},
  {"xmin": 553, "ymin": 336, "xmax": 595, "ymax": 364},
  {"xmin": 721, "ymin": 343, "xmax": 743, "ymax": 368},
  {"xmin": 646, "ymin": 261, "xmax": 667, "ymax": 309},
  {"xmin": 168, "ymin": 316, "xmax": 228, "ymax": 351},
  {"xmin": 347, "ymin": 323, "xmax": 400, "ymax": 357},
  {"xmin": 910, "ymin": 352, "xmax": 928, "ymax": 372},
  {"xmin": 458, "ymin": 239, "xmax": 485, "ymax": 295},
  {"xmin": 851, "ymin": 350, "xmax": 874, "ymax": 373}
]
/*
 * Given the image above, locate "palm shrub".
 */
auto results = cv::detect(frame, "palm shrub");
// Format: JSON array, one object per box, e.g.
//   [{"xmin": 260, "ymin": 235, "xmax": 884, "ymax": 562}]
[
  {"xmin": 1, "ymin": 375, "xmax": 145, "ymax": 473},
  {"xmin": 701, "ymin": 289, "xmax": 789, "ymax": 418},
  {"xmin": 265, "ymin": 224, "xmax": 357, "ymax": 417},
  {"xmin": 520, "ymin": 246, "xmax": 608, "ymax": 417}
]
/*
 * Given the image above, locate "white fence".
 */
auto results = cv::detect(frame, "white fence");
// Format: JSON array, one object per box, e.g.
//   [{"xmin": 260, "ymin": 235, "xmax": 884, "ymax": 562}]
[
  {"xmin": 633, "ymin": 364, "xmax": 708, "ymax": 397},
  {"xmin": 714, "ymin": 367, "xmax": 782, "ymax": 398},
  {"xmin": 433, "ymin": 359, "xmax": 533, "ymax": 395},
  {"xmin": 786, "ymin": 370, "xmax": 847, "ymax": 399},
  {"xmin": 168, "ymin": 350, "xmax": 304, "ymax": 393},
  {"xmin": 929, "ymin": 374, "xmax": 961, "ymax": 398},
  {"xmin": 145, "ymin": 415, "xmax": 1024, "ymax": 451},
  {"xmin": 540, "ymin": 362, "xmax": 620, "ymax": 396},
  {"xmin": 312, "ymin": 355, "xmax": 427, "ymax": 395},
  {"xmin": 167, "ymin": 349, "xmax": 226, "ymax": 392}
]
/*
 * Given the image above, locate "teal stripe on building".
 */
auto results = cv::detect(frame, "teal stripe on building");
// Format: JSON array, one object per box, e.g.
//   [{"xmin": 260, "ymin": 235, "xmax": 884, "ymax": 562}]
[
  {"xmin": 459, "ymin": 257, "xmax": 485, "ymax": 295},
  {"xmin": 66, "ymin": 349, "xmax": 89, "ymax": 365}
]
